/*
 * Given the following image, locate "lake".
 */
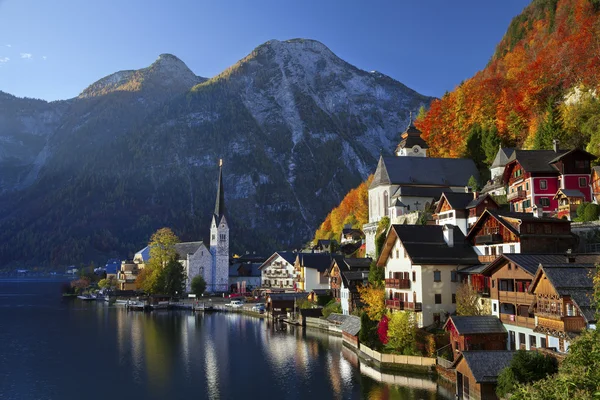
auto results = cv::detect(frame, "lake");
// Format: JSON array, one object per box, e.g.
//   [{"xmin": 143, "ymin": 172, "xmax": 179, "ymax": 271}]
[{"xmin": 0, "ymin": 281, "xmax": 453, "ymax": 400}]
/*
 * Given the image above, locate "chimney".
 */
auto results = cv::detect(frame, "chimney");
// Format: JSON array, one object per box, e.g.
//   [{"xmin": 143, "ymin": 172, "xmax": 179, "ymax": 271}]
[
  {"xmin": 553, "ymin": 139, "xmax": 560, "ymax": 153},
  {"xmin": 473, "ymin": 191, "xmax": 479, "ymax": 200},
  {"xmin": 443, "ymin": 225, "xmax": 454, "ymax": 248},
  {"xmin": 532, "ymin": 205, "xmax": 543, "ymax": 218},
  {"xmin": 566, "ymin": 249, "xmax": 576, "ymax": 263}
]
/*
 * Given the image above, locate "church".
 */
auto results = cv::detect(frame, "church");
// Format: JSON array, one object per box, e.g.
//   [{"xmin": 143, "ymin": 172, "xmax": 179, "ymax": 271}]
[
  {"xmin": 133, "ymin": 160, "xmax": 230, "ymax": 293},
  {"xmin": 363, "ymin": 118, "xmax": 479, "ymax": 257}
]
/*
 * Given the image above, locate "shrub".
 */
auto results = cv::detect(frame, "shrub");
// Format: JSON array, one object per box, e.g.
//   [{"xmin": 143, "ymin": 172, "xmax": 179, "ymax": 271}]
[{"xmin": 496, "ymin": 350, "xmax": 558, "ymax": 398}]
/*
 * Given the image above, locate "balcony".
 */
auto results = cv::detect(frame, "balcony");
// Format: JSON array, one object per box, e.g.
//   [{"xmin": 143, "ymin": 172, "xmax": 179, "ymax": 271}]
[
  {"xmin": 385, "ymin": 278, "xmax": 411, "ymax": 289},
  {"xmin": 500, "ymin": 313, "xmax": 535, "ymax": 329},
  {"xmin": 385, "ymin": 300, "xmax": 422, "ymax": 312},
  {"xmin": 507, "ymin": 189, "xmax": 527, "ymax": 202},
  {"xmin": 477, "ymin": 255, "xmax": 498, "ymax": 263},
  {"xmin": 498, "ymin": 290, "xmax": 533, "ymax": 304},
  {"xmin": 536, "ymin": 315, "xmax": 587, "ymax": 332},
  {"xmin": 475, "ymin": 234, "xmax": 503, "ymax": 245},
  {"xmin": 405, "ymin": 302, "xmax": 422, "ymax": 312},
  {"xmin": 386, "ymin": 299, "xmax": 401, "ymax": 309}
]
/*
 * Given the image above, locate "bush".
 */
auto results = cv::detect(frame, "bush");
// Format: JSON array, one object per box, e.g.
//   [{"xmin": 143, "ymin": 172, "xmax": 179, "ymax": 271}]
[
  {"xmin": 321, "ymin": 300, "xmax": 342, "ymax": 318},
  {"xmin": 191, "ymin": 275, "xmax": 206, "ymax": 296},
  {"xmin": 496, "ymin": 350, "xmax": 558, "ymax": 398},
  {"xmin": 584, "ymin": 203, "xmax": 599, "ymax": 221}
]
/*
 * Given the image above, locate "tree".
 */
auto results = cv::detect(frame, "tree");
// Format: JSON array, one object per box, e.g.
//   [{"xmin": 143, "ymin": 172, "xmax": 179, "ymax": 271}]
[
  {"xmin": 533, "ymin": 99, "xmax": 563, "ymax": 150},
  {"xmin": 455, "ymin": 283, "xmax": 484, "ymax": 316},
  {"xmin": 463, "ymin": 124, "xmax": 486, "ymax": 170},
  {"xmin": 160, "ymin": 257, "xmax": 186, "ymax": 297},
  {"xmin": 191, "ymin": 275, "xmax": 207, "ymax": 296},
  {"xmin": 322, "ymin": 300, "xmax": 342, "ymax": 318},
  {"xmin": 496, "ymin": 350, "xmax": 558, "ymax": 398},
  {"xmin": 386, "ymin": 311, "xmax": 417, "ymax": 355},
  {"xmin": 375, "ymin": 216, "xmax": 390, "ymax": 258},
  {"xmin": 357, "ymin": 285, "xmax": 385, "ymax": 321},
  {"xmin": 467, "ymin": 175, "xmax": 480, "ymax": 192},
  {"xmin": 146, "ymin": 227, "xmax": 180, "ymax": 271},
  {"xmin": 98, "ymin": 276, "xmax": 116, "ymax": 290},
  {"xmin": 359, "ymin": 311, "xmax": 380, "ymax": 349},
  {"xmin": 368, "ymin": 260, "xmax": 384, "ymax": 286},
  {"xmin": 377, "ymin": 314, "xmax": 389, "ymax": 345}
]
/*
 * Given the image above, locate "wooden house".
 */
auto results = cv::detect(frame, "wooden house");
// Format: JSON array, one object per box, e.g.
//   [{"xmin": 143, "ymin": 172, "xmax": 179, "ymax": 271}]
[
  {"xmin": 454, "ymin": 351, "xmax": 516, "ymax": 400},
  {"xmin": 553, "ymin": 188, "xmax": 585, "ymax": 220},
  {"xmin": 434, "ymin": 192, "xmax": 499, "ymax": 236},
  {"xmin": 529, "ymin": 263, "xmax": 597, "ymax": 352},
  {"xmin": 327, "ymin": 257, "xmax": 370, "ymax": 315},
  {"xmin": 443, "ymin": 316, "xmax": 507, "ymax": 358}
]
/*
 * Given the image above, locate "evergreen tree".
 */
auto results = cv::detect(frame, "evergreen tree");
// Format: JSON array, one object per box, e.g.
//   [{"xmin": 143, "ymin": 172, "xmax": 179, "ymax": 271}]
[
  {"xmin": 534, "ymin": 99, "xmax": 563, "ymax": 150},
  {"xmin": 463, "ymin": 124, "xmax": 486, "ymax": 170},
  {"xmin": 481, "ymin": 124, "xmax": 502, "ymax": 164}
]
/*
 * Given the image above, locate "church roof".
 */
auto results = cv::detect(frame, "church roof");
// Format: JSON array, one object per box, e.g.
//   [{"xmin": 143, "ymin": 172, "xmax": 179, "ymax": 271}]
[
  {"xmin": 491, "ymin": 147, "xmax": 515, "ymax": 168},
  {"xmin": 214, "ymin": 160, "xmax": 226, "ymax": 219},
  {"xmin": 370, "ymin": 156, "xmax": 478, "ymax": 190},
  {"xmin": 395, "ymin": 118, "xmax": 429, "ymax": 152},
  {"xmin": 175, "ymin": 241, "xmax": 206, "ymax": 257}
]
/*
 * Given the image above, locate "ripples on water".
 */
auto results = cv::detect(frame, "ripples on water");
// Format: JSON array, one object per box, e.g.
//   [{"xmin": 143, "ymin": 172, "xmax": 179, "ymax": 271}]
[{"xmin": 0, "ymin": 281, "xmax": 453, "ymax": 400}]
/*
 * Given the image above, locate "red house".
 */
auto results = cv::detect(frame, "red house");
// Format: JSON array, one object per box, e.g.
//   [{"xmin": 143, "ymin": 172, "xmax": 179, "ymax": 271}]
[{"xmin": 503, "ymin": 142, "xmax": 595, "ymax": 215}]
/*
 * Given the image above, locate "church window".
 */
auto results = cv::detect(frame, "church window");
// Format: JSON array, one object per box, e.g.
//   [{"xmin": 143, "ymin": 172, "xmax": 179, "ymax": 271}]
[
  {"xmin": 383, "ymin": 191, "xmax": 389, "ymax": 217},
  {"xmin": 212, "ymin": 234, "xmax": 215, "ymax": 240}
]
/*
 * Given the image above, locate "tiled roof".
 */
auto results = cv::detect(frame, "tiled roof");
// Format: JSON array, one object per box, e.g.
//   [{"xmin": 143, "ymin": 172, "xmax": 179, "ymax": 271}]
[
  {"xmin": 258, "ymin": 251, "xmax": 297, "ymax": 270},
  {"xmin": 390, "ymin": 225, "xmax": 479, "ymax": 265},
  {"xmin": 268, "ymin": 293, "xmax": 308, "ymax": 301},
  {"xmin": 175, "ymin": 241, "xmax": 205, "ymax": 257},
  {"xmin": 466, "ymin": 193, "xmax": 499, "ymax": 209},
  {"xmin": 509, "ymin": 149, "xmax": 566, "ymax": 173},
  {"xmin": 370, "ymin": 156, "xmax": 478, "ymax": 189},
  {"xmin": 440, "ymin": 192, "xmax": 474, "ymax": 210},
  {"xmin": 556, "ymin": 189, "xmax": 586, "ymax": 198},
  {"xmin": 540, "ymin": 264, "xmax": 596, "ymax": 322},
  {"xmin": 459, "ymin": 351, "xmax": 516, "ymax": 383},
  {"xmin": 341, "ymin": 315, "xmax": 361, "ymax": 336},
  {"xmin": 489, "ymin": 254, "xmax": 600, "ymax": 276},
  {"xmin": 327, "ymin": 313, "xmax": 347, "ymax": 325},
  {"xmin": 343, "ymin": 258, "xmax": 372, "ymax": 270},
  {"xmin": 446, "ymin": 315, "xmax": 506, "ymax": 335},
  {"xmin": 547, "ymin": 148, "xmax": 597, "ymax": 164},
  {"xmin": 298, "ymin": 253, "xmax": 343, "ymax": 272}
]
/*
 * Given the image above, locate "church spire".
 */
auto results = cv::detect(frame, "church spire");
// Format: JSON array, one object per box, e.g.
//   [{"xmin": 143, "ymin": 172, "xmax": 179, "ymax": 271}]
[{"xmin": 214, "ymin": 159, "xmax": 226, "ymax": 219}]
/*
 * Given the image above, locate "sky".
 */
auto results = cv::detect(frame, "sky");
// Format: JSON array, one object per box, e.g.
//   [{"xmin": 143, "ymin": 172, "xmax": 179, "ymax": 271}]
[{"xmin": 0, "ymin": 0, "xmax": 531, "ymax": 102}]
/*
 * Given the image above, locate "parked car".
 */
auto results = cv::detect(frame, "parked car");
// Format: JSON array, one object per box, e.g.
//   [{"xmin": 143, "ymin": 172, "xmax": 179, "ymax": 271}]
[
  {"xmin": 252, "ymin": 303, "xmax": 265, "ymax": 312},
  {"xmin": 228, "ymin": 300, "xmax": 243, "ymax": 308}
]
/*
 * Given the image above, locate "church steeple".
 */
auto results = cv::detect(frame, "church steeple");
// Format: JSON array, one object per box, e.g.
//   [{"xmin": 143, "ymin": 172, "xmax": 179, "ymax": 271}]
[
  {"xmin": 394, "ymin": 112, "xmax": 429, "ymax": 157},
  {"xmin": 214, "ymin": 159, "xmax": 226, "ymax": 219}
]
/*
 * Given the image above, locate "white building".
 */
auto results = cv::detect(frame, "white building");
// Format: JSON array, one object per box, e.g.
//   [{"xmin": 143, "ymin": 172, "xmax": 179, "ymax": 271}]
[
  {"xmin": 377, "ymin": 224, "xmax": 480, "ymax": 328},
  {"xmin": 434, "ymin": 192, "xmax": 500, "ymax": 236},
  {"xmin": 295, "ymin": 253, "xmax": 340, "ymax": 292},
  {"xmin": 258, "ymin": 252, "xmax": 298, "ymax": 290},
  {"xmin": 364, "ymin": 121, "xmax": 479, "ymax": 257}
]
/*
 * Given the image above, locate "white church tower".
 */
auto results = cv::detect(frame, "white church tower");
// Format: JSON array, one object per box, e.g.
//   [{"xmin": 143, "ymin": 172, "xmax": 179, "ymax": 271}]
[{"xmin": 209, "ymin": 159, "xmax": 229, "ymax": 292}]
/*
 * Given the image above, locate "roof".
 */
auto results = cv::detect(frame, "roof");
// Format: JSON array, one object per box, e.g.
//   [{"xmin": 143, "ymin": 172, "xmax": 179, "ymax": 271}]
[
  {"xmin": 229, "ymin": 265, "xmax": 240, "ymax": 277},
  {"xmin": 555, "ymin": 188, "xmax": 586, "ymax": 199},
  {"xmin": 343, "ymin": 258, "xmax": 372, "ymax": 270},
  {"xmin": 457, "ymin": 264, "xmax": 488, "ymax": 275},
  {"xmin": 135, "ymin": 246, "xmax": 150, "ymax": 262},
  {"xmin": 439, "ymin": 192, "xmax": 474, "ymax": 211},
  {"xmin": 104, "ymin": 259, "xmax": 120, "ymax": 274},
  {"xmin": 391, "ymin": 186, "xmax": 448, "ymax": 200},
  {"xmin": 230, "ymin": 262, "xmax": 262, "ymax": 277},
  {"xmin": 458, "ymin": 351, "xmax": 516, "ymax": 383},
  {"xmin": 491, "ymin": 147, "xmax": 516, "ymax": 168},
  {"xmin": 298, "ymin": 253, "xmax": 343, "ymax": 272},
  {"xmin": 508, "ymin": 149, "xmax": 566, "ymax": 174},
  {"xmin": 175, "ymin": 241, "xmax": 205, "ymax": 257},
  {"xmin": 326, "ymin": 313, "xmax": 348, "ymax": 325},
  {"xmin": 445, "ymin": 315, "xmax": 506, "ymax": 335},
  {"xmin": 548, "ymin": 148, "xmax": 597, "ymax": 164},
  {"xmin": 214, "ymin": 162, "xmax": 226, "ymax": 219},
  {"xmin": 593, "ymin": 166, "xmax": 600, "ymax": 175},
  {"xmin": 341, "ymin": 315, "xmax": 361, "ymax": 336},
  {"xmin": 466, "ymin": 193, "xmax": 499, "ymax": 210},
  {"xmin": 342, "ymin": 228, "xmax": 364, "ymax": 237},
  {"xmin": 370, "ymin": 156, "xmax": 479, "ymax": 189},
  {"xmin": 533, "ymin": 264, "xmax": 597, "ymax": 322},
  {"xmin": 268, "ymin": 293, "xmax": 308, "ymax": 302},
  {"xmin": 379, "ymin": 225, "xmax": 479, "ymax": 266},
  {"xmin": 258, "ymin": 251, "xmax": 297, "ymax": 270},
  {"xmin": 310, "ymin": 289, "xmax": 330, "ymax": 296},
  {"xmin": 482, "ymin": 253, "xmax": 600, "ymax": 276},
  {"xmin": 340, "ymin": 270, "xmax": 369, "ymax": 289}
]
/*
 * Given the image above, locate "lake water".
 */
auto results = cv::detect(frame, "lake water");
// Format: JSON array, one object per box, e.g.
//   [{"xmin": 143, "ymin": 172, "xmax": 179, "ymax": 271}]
[{"xmin": 0, "ymin": 281, "xmax": 453, "ymax": 400}]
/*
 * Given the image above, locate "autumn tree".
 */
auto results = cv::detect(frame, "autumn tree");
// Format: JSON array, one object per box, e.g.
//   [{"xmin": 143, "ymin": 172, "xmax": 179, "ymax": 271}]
[
  {"xmin": 455, "ymin": 283, "xmax": 484, "ymax": 316},
  {"xmin": 147, "ymin": 227, "xmax": 180, "ymax": 270},
  {"xmin": 386, "ymin": 311, "xmax": 418, "ymax": 355},
  {"xmin": 357, "ymin": 285, "xmax": 385, "ymax": 321}
]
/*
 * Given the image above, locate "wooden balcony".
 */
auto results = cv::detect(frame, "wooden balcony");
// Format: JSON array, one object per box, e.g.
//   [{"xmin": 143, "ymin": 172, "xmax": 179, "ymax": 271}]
[
  {"xmin": 386, "ymin": 299, "xmax": 401, "ymax": 309},
  {"xmin": 405, "ymin": 302, "xmax": 422, "ymax": 312},
  {"xmin": 477, "ymin": 255, "xmax": 497, "ymax": 263},
  {"xmin": 385, "ymin": 300, "xmax": 422, "ymax": 312},
  {"xmin": 498, "ymin": 290, "xmax": 533, "ymax": 304},
  {"xmin": 475, "ymin": 234, "xmax": 503, "ymax": 245},
  {"xmin": 536, "ymin": 315, "xmax": 587, "ymax": 333},
  {"xmin": 500, "ymin": 313, "xmax": 535, "ymax": 329},
  {"xmin": 507, "ymin": 189, "xmax": 527, "ymax": 202},
  {"xmin": 385, "ymin": 278, "xmax": 411, "ymax": 289}
]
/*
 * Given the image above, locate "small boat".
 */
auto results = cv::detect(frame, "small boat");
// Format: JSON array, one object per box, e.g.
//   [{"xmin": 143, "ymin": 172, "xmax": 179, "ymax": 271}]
[
  {"xmin": 77, "ymin": 294, "xmax": 95, "ymax": 301},
  {"xmin": 194, "ymin": 303, "xmax": 215, "ymax": 312}
]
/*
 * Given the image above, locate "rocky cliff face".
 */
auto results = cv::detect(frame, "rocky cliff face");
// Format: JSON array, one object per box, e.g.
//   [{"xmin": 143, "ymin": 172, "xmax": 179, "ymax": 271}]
[{"xmin": 0, "ymin": 39, "xmax": 433, "ymax": 267}]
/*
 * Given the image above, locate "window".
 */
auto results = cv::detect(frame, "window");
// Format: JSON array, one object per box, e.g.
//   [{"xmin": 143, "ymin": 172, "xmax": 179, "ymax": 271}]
[
  {"xmin": 492, "ymin": 279, "xmax": 495, "ymax": 288},
  {"xmin": 485, "ymin": 247, "xmax": 489, "ymax": 256},
  {"xmin": 579, "ymin": 177, "xmax": 587, "ymax": 187},
  {"xmin": 519, "ymin": 333, "xmax": 526, "ymax": 349},
  {"xmin": 526, "ymin": 182, "xmax": 529, "ymax": 191},
  {"xmin": 435, "ymin": 294, "xmax": 442, "ymax": 304},
  {"xmin": 452, "ymin": 294, "xmax": 456, "ymax": 304},
  {"xmin": 433, "ymin": 271, "xmax": 441, "ymax": 282},
  {"xmin": 515, "ymin": 203, "xmax": 519, "ymax": 211},
  {"xmin": 540, "ymin": 180, "xmax": 547, "ymax": 190},
  {"xmin": 509, "ymin": 245, "xmax": 515, "ymax": 253},
  {"xmin": 493, "ymin": 303, "xmax": 497, "ymax": 312},
  {"xmin": 451, "ymin": 271, "xmax": 458, "ymax": 282},
  {"xmin": 390, "ymin": 251, "xmax": 393, "ymax": 259},
  {"xmin": 508, "ymin": 263, "xmax": 512, "ymax": 270},
  {"xmin": 396, "ymin": 250, "xmax": 399, "ymax": 258},
  {"xmin": 539, "ymin": 197, "xmax": 550, "ymax": 207},
  {"xmin": 498, "ymin": 246, "xmax": 504, "ymax": 255},
  {"xmin": 541, "ymin": 337, "xmax": 547, "ymax": 348},
  {"xmin": 212, "ymin": 234, "xmax": 215, "ymax": 240},
  {"xmin": 383, "ymin": 191, "xmax": 389, "ymax": 216},
  {"xmin": 412, "ymin": 271, "xmax": 416, "ymax": 282},
  {"xmin": 530, "ymin": 335, "xmax": 537, "ymax": 349}
]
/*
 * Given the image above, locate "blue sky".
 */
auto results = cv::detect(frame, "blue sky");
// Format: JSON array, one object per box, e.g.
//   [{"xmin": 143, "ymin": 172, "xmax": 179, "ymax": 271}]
[{"xmin": 0, "ymin": 0, "xmax": 530, "ymax": 101}]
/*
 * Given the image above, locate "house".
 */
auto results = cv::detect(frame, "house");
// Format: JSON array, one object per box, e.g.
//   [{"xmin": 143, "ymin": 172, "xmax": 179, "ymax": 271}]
[
  {"xmin": 117, "ymin": 260, "xmax": 139, "ymax": 291},
  {"xmin": 229, "ymin": 262, "xmax": 262, "ymax": 293},
  {"xmin": 312, "ymin": 239, "xmax": 337, "ymax": 253},
  {"xmin": 327, "ymin": 257, "xmax": 371, "ymax": 315},
  {"xmin": 363, "ymin": 119, "xmax": 479, "ymax": 257},
  {"xmin": 481, "ymin": 253, "xmax": 600, "ymax": 351},
  {"xmin": 444, "ymin": 316, "xmax": 507, "ymax": 358},
  {"xmin": 454, "ymin": 351, "xmax": 516, "ymax": 400},
  {"xmin": 482, "ymin": 147, "xmax": 515, "ymax": 196},
  {"xmin": 258, "ymin": 251, "xmax": 298, "ymax": 291},
  {"xmin": 502, "ymin": 143, "xmax": 595, "ymax": 214},
  {"xmin": 554, "ymin": 188, "xmax": 585, "ymax": 220},
  {"xmin": 378, "ymin": 224, "xmax": 480, "ymax": 327},
  {"xmin": 434, "ymin": 192, "xmax": 499, "ymax": 235},
  {"xmin": 295, "ymin": 253, "xmax": 343, "ymax": 292},
  {"xmin": 327, "ymin": 314, "xmax": 362, "ymax": 348},
  {"xmin": 266, "ymin": 292, "xmax": 307, "ymax": 317},
  {"xmin": 307, "ymin": 289, "xmax": 331, "ymax": 303},
  {"xmin": 340, "ymin": 226, "xmax": 364, "ymax": 245},
  {"xmin": 528, "ymin": 262, "xmax": 597, "ymax": 352},
  {"xmin": 465, "ymin": 209, "xmax": 577, "ymax": 262}
]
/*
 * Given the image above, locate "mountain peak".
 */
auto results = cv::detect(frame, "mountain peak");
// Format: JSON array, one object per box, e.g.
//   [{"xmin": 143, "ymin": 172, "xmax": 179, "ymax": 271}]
[{"xmin": 256, "ymin": 38, "xmax": 336, "ymax": 59}]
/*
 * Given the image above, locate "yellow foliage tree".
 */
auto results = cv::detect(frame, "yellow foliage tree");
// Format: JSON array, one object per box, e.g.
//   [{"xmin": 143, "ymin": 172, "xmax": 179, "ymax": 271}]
[
  {"xmin": 357, "ymin": 285, "xmax": 385, "ymax": 321},
  {"xmin": 386, "ymin": 311, "xmax": 417, "ymax": 354}
]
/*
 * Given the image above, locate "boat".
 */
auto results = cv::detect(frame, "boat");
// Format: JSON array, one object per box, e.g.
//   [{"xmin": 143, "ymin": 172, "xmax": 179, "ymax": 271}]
[
  {"xmin": 194, "ymin": 303, "xmax": 215, "ymax": 312},
  {"xmin": 77, "ymin": 294, "xmax": 95, "ymax": 301}
]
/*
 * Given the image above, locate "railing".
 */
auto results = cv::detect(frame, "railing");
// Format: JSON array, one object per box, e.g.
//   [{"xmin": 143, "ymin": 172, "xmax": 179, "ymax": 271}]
[
  {"xmin": 384, "ymin": 278, "xmax": 411, "ymax": 289},
  {"xmin": 477, "ymin": 255, "xmax": 497, "ymax": 263},
  {"xmin": 501, "ymin": 313, "xmax": 535, "ymax": 328},
  {"xmin": 498, "ymin": 290, "xmax": 533, "ymax": 304},
  {"xmin": 507, "ymin": 189, "xmax": 527, "ymax": 202},
  {"xmin": 386, "ymin": 299, "xmax": 401, "ymax": 309},
  {"xmin": 405, "ymin": 302, "xmax": 422, "ymax": 311},
  {"xmin": 535, "ymin": 315, "xmax": 586, "ymax": 332},
  {"xmin": 385, "ymin": 300, "xmax": 422, "ymax": 311},
  {"xmin": 475, "ymin": 234, "xmax": 503, "ymax": 245}
]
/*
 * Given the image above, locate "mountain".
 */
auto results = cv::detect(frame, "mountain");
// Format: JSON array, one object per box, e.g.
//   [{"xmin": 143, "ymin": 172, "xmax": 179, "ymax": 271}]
[
  {"xmin": 417, "ymin": 0, "xmax": 600, "ymax": 159},
  {"xmin": 0, "ymin": 39, "xmax": 433, "ymax": 268}
]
